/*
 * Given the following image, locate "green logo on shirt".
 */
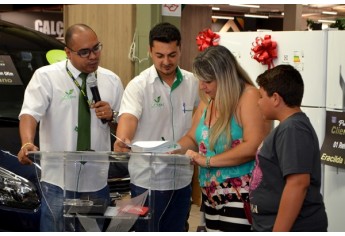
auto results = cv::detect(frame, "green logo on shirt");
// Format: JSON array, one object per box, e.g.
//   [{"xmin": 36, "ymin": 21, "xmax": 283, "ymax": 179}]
[
  {"xmin": 152, "ymin": 96, "xmax": 164, "ymax": 108},
  {"xmin": 62, "ymin": 89, "xmax": 76, "ymax": 100}
]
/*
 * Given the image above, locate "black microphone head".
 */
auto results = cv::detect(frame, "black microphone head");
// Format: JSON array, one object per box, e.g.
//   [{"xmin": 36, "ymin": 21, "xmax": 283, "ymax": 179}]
[
  {"xmin": 87, "ymin": 73, "xmax": 102, "ymax": 104},
  {"xmin": 87, "ymin": 73, "xmax": 97, "ymax": 88}
]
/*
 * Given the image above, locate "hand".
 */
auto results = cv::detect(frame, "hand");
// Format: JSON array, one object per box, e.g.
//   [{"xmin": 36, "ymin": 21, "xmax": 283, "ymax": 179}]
[
  {"xmin": 186, "ymin": 149, "xmax": 206, "ymax": 167},
  {"xmin": 92, "ymin": 101, "xmax": 112, "ymax": 121},
  {"xmin": 114, "ymin": 137, "xmax": 131, "ymax": 153},
  {"xmin": 17, "ymin": 143, "xmax": 39, "ymax": 165},
  {"xmin": 169, "ymin": 148, "xmax": 182, "ymax": 154}
]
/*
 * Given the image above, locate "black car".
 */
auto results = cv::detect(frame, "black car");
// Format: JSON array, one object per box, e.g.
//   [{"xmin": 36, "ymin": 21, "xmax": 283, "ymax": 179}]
[
  {"xmin": 0, "ymin": 150, "xmax": 41, "ymax": 231},
  {"xmin": 0, "ymin": 19, "xmax": 64, "ymax": 232},
  {"xmin": 0, "ymin": 19, "xmax": 65, "ymax": 155}
]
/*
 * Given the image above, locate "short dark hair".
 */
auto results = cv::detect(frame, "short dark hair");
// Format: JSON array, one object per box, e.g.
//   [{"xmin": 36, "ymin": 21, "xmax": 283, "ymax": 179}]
[
  {"xmin": 256, "ymin": 64, "xmax": 304, "ymax": 107},
  {"xmin": 149, "ymin": 22, "xmax": 181, "ymax": 47}
]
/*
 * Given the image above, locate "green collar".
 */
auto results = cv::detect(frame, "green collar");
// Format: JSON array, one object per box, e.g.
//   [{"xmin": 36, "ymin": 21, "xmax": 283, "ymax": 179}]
[{"xmin": 157, "ymin": 67, "xmax": 183, "ymax": 92}]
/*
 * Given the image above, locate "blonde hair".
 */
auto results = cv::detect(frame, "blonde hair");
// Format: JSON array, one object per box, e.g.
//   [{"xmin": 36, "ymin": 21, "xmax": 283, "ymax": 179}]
[{"xmin": 193, "ymin": 45, "xmax": 254, "ymax": 150}]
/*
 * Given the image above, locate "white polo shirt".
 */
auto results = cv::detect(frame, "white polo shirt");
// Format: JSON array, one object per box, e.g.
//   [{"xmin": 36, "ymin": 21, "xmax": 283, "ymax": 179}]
[
  {"xmin": 119, "ymin": 65, "xmax": 199, "ymax": 190},
  {"xmin": 20, "ymin": 60, "xmax": 124, "ymax": 191}
]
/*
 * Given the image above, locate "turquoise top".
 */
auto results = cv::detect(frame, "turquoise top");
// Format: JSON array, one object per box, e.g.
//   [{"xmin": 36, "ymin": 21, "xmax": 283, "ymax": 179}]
[{"xmin": 195, "ymin": 108, "xmax": 255, "ymax": 187}]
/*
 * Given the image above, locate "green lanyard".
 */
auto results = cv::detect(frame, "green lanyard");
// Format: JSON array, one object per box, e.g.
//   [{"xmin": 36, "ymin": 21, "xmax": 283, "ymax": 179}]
[{"xmin": 65, "ymin": 60, "xmax": 96, "ymax": 107}]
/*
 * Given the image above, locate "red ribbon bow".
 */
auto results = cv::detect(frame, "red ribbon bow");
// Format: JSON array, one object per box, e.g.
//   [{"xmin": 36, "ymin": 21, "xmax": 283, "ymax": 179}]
[
  {"xmin": 251, "ymin": 35, "xmax": 277, "ymax": 69},
  {"xmin": 196, "ymin": 29, "xmax": 220, "ymax": 52}
]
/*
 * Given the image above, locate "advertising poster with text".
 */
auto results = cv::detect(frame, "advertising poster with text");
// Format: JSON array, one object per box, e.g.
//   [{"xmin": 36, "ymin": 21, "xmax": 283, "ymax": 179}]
[{"xmin": 321, "ymin": 111, "xmax": 345, "ymax": 168}]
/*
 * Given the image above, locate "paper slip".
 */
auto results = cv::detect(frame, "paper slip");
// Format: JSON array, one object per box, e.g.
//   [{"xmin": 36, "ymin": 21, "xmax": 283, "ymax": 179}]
[{"xmin": 130, "ymin": 140, "xmax": 181, "ymax": 153}]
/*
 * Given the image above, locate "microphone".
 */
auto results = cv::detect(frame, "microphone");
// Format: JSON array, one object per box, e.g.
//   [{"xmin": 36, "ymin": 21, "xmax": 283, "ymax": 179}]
[{"xmin": 87, "ymin": 74, "xmax": 107, "ymax": 124}]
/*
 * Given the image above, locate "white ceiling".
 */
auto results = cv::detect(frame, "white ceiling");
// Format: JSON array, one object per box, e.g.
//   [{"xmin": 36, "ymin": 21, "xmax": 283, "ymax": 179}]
[{"xmin": 208, "ymin": 4, "xmax": 345, "ymax": 22}]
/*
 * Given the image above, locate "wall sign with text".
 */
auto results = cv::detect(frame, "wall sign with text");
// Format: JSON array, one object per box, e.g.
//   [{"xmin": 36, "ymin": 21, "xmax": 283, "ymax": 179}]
[
  {"xmin": 0, "ymin": 11, "xmax": 63, "ymax": 39},
  {"xmin": 321, "ymin": 110, "xmax": 345, "ymax": 168}
]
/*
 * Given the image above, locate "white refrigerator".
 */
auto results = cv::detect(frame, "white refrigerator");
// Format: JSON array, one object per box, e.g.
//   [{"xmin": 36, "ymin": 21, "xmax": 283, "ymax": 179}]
[
  {"xmin": 219, "ymin": 30, "xmax": 341, "ymax": 230},
  {"xmin": 219, "ymin": 30, "xmax": 327, "ymax": 146},
  {"xmin": 323, "ymin": 30, "xmax": 345, "ymax": 232}
]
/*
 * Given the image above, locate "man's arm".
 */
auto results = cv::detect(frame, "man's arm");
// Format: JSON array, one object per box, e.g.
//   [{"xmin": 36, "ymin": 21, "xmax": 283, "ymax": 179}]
[
  {"xmin": 17, "ymin": 114, "xmax": 39, "ymax": 165},
  {"xmin": 273, "ymin": 173, "xmax": 310, "ymax": 231},
  {"xmin": 113, "ymin": 113, "xmax": 138, "ymax": 152}
]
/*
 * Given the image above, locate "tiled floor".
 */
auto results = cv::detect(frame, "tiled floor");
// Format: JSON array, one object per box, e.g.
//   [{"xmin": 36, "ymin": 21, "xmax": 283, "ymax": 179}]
[{"xmin": 188, "ymin": 204, "xmax": 202, "ymax": 232}]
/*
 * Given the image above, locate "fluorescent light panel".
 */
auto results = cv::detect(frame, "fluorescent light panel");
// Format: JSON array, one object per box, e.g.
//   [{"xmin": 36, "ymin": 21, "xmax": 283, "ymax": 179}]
[
  {"xmin": 318, "ymin": 19, "xmax": 336, "ymax": 23},
  {"xmin": 322, "ymin": 11, "xmax": 337, "ymax": 15},
  {"xmin": 212, "ymin": 16, "xmax": 234, "ymax": 20},
  {"xmin": 230, "ymin": 4, "xmax": 260, "ymax": 8},
  {"xmin": 212, "ymin": 7, "xmax": 220, "ymax": 11},
  {"xmin": 244, "ymin": 14, "xmax": 269, "ymax": 19}
]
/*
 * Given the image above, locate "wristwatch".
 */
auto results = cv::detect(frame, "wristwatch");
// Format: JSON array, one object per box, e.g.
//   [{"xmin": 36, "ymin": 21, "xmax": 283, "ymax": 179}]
[{"xmin": 111, "ymin": 110, "xmax": 119, "ymax": 124}]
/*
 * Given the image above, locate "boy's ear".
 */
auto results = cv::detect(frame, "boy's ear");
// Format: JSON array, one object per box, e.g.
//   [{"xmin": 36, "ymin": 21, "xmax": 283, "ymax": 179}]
[{"xmin": 272, "ymin": 92, "xmax": 282, "ymax": 106}]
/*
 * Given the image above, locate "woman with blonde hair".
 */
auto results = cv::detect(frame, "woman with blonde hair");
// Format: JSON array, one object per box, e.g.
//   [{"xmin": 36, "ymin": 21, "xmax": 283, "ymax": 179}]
[{"xmin": 178, "ymin": 45, "xmax": 271, "ymax": 231}]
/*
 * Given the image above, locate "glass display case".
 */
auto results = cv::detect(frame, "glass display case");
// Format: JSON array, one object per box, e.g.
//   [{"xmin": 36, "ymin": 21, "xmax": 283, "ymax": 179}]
[{"xmin": 28, "ymin": 151, "xmax": 192, "ymax": 232}]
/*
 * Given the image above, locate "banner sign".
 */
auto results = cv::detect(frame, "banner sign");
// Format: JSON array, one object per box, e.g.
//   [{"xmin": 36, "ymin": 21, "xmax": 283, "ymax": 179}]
[
  {"xmin": 0, "ymin": 11, "xmax": 63, "ymax": 39},
  {"xmin": 321, "ymin": 110, "xmax": 345, "ymax": 168},
  {"xmin": 0, "ymin": 55, "xmax": 22, "ymax": 85}
]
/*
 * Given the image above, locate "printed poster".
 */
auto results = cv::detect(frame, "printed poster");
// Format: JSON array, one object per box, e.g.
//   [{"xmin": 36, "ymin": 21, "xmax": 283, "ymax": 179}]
[{"xmin": 321, "ymin": 111, "xmax": 345, "ymax": 168}]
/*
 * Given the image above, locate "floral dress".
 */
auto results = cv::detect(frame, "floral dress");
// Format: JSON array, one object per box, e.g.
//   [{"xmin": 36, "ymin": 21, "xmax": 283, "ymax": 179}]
[{"xmin": 195, "ymin": 108, "xmax": 254, "ymax": 232}]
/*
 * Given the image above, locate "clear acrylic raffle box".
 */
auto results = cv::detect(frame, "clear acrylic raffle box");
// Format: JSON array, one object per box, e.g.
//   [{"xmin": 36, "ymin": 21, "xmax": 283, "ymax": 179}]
[{"xmin": 28, "ymin": 151, "xmax": 193, "ymax": 232}]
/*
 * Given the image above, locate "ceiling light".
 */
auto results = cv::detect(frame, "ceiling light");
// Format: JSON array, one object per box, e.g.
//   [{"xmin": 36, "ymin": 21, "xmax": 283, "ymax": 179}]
[
  {"xmin": 322, "ymin": 11, "xmax": 337, "ymax": 15},
  {"xmin": 212, "ymin": 7, "xmax": 220, "ymax": 11},
  {"xmin": 229, "ymin": 4, "xmax": 260, "ymax": 8},
  {"xmin": 212, "ymin": 16, "xmax": 234, "ymax": 20},
  {"xmin": 244, "ymin": 14, "xmax": 269, "ymax": 19},
  {"xmin": 318, "ymin": 19, "xmax": 336, "ymax": 24},
  {"xmin": 302, "ymin": 13, "xmax": 319, "ymax": 17}
]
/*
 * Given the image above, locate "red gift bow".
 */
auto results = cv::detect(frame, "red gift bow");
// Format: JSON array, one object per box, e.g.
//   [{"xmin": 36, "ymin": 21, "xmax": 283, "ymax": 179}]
[
  {"xmin": 251, "ymin": 35, "xmax": 277, "ymax": 69},
  {"xmin": 196, "ymin": 29, "xmax": 220, "ymax": 52}
]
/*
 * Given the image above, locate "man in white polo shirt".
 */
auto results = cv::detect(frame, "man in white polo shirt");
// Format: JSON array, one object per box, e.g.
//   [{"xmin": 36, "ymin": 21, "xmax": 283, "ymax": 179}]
[
  {"xmin": 17, "ymin": 24, "xmax": 123, "ymax": 231},
  {"xmin": 114, "ymin": 22, "xmax": 199, "ymax": 232}
]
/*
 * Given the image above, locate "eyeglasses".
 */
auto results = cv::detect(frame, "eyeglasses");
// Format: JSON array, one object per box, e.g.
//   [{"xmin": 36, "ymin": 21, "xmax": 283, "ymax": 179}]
[{"xmin": 68, "ymin": 43, "xmax": 103, "ymax": 58}]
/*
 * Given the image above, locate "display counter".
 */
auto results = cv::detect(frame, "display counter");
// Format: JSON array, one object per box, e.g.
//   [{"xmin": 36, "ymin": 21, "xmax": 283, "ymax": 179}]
[{"xmin": 28, "ymin": 151, "xmax": 192, "ymax": 232}]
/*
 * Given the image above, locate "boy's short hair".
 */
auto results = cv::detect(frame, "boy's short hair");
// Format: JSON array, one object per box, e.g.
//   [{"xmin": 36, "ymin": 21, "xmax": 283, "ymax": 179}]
[
  {"xmin": 149, "ymin": 22, "xmax": 181, "ymax": 47},
  {"xmin": 256, "ymin": 64, "xmax": 304, "ymax": 107}
]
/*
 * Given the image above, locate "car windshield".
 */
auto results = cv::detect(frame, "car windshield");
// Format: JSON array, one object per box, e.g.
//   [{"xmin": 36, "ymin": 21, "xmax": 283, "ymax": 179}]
[
  {"xmin": 0, "ymin": 20, "xmax": 64, "ymax": 121},
  {"xmin": 0, "ymin": 51, "xmax": 47, "ymax": 120}
]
